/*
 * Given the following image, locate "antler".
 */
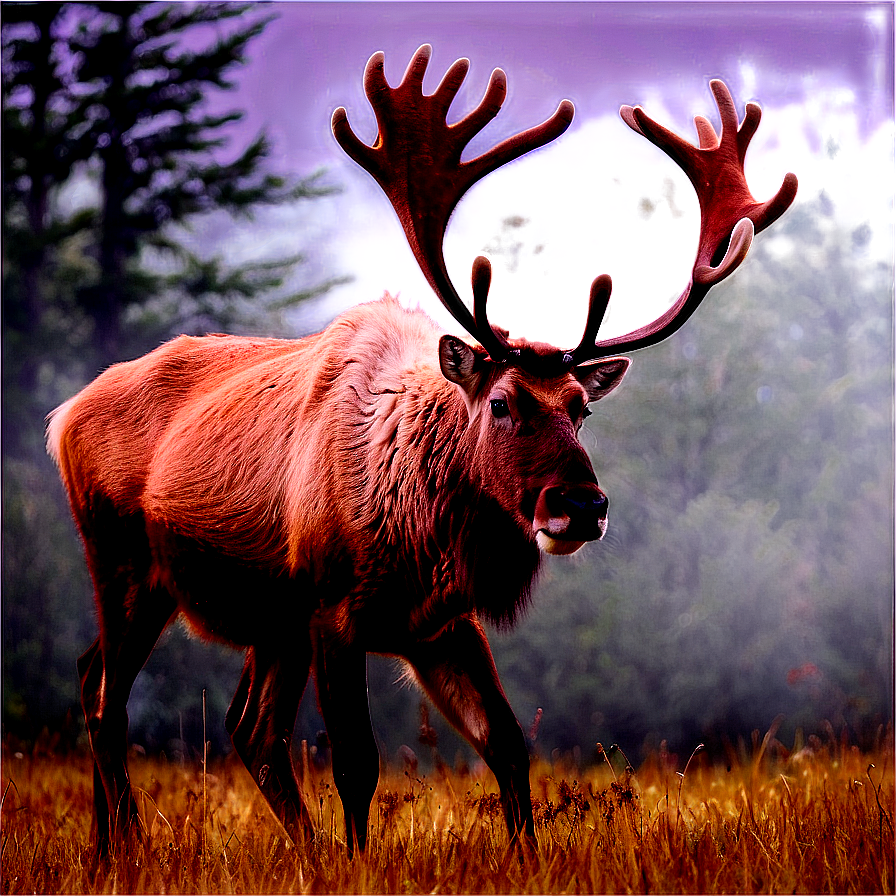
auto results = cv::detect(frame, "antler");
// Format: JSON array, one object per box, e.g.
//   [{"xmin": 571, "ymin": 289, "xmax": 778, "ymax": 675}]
[
  {"xmin": 332, "ymin": 44, "xmax": 574, "ymax": 361},
  {"xmin": 567, "ymin": 79, "xmax": 798, "ymax": 364}
]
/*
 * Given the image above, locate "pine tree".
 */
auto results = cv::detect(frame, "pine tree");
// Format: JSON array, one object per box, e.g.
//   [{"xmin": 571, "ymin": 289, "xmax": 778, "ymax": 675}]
[
  {"xmin": 2, "ymin": 2, "xmax": 100, "ymax": 407},
  {"xmin": 2, "ymin": 1, "xmax": 342, "ymax": 368}
]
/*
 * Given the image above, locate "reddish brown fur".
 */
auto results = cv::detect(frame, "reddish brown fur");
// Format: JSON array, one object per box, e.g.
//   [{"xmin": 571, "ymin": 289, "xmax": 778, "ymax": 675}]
[{"xmin": 48, "ymin": 294, "xmax": 627, "ymax": 856}]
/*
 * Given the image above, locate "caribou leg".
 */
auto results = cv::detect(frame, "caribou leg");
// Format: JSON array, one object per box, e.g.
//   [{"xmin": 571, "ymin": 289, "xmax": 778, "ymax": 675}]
[
  {"xmin": 313, "ymin": 632, "xmax": 379, "ymax": 854},
  {"xmin": 225, "ymin": 642, "xmax": 315, "ymax": 845},
  {"xmin": 78, "ymin": 584, "xmax": 177, "ymax": 859},
  {"xmin": 402, "ymin": 614, "xmax": 536, "ymax": 847},
  {"xmin": 77, "ymin": 640, "xmax": 109, "ymax": 851}
]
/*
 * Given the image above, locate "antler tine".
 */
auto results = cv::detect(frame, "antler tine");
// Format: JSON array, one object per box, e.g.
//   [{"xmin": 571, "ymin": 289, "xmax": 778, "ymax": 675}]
[
  {"xmin": 471, "ymin": 256, "xmax": 515, "ymax": 360},
  {"xmin": 693, "ymin": 114, "xmax": 720, "ymax": 150},
  {"xmin": 431, "ymin": 56, "xmax": 474, "ymax": 120},
  {"xmin": 570, "ymin": 79, "xmax": 797, "ymax": 363},
  {"xmin": 333, "ymin": 45, "xmax": 574, "ymax": 359},
  {"xmin": 567, "ymin": 275, "xmax": 612, "ymax": 367}
]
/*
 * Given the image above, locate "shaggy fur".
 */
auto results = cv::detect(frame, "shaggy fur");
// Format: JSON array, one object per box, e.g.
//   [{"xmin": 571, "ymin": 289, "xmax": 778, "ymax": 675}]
[{"xmin": 48, "ymin": 294, "xmax": 627, "ymax": 855}]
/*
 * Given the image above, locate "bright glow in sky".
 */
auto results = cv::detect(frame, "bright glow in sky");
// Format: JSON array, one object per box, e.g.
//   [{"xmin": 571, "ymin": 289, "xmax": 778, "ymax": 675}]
[{"xmin": 210, "ymin": 3, "xmax": 894, "ymax": 346}]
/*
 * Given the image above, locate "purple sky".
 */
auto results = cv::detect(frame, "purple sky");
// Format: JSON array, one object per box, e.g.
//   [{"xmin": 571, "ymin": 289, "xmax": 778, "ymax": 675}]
[
  {"xmin": 191, "ymin": 2, "xmax": 893, "ymax": 340},
  {"xmin": 234, "ymin": 2, "xmax": 893, "ymax": 172}
]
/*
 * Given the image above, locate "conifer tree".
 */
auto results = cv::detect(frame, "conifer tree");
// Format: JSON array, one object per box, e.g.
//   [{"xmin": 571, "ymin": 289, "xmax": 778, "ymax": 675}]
[{"xmin": 2, "ymin": 1, "xmax": 340, "ymax": 368}]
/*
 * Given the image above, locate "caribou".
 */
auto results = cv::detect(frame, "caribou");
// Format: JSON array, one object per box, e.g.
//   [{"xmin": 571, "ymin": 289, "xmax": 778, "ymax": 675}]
[{"xmin": 48, "ymin": 45, "xmax": 797, "ymax": 856}]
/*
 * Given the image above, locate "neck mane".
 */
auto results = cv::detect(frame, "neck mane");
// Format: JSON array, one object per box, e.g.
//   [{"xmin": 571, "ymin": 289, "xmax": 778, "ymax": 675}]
[{"xmin": 368, "ymin": 362, "xmax": 542, "ymax": 629}]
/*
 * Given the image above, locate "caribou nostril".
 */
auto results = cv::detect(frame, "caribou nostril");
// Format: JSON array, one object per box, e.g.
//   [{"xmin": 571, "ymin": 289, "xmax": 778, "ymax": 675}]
[
  {"xmin": 546, "ymin": 487, "xmax": 608, "ymax": 519},
  {"xmin": 573, "ymin": 492, "xmax": 608, "ymax": 518}
]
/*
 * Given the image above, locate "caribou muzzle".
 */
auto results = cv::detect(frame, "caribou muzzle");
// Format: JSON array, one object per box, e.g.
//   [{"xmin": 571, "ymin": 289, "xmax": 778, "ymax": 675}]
[{"xmin": 533, "ymin": 483, "xmax": 609, "ymax": 555}]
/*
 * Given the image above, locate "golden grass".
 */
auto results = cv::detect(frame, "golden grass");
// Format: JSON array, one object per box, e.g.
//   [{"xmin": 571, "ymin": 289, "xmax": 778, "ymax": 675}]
[{"xmin": 1, "ymin": 735, "xmax": 892, "ymax": 894}]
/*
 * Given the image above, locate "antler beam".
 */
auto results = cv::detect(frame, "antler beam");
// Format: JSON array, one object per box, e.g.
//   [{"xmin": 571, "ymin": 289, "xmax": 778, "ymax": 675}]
[{"xmin": 568, "ymin": 80, "xmax": 798, "ymax": 364}]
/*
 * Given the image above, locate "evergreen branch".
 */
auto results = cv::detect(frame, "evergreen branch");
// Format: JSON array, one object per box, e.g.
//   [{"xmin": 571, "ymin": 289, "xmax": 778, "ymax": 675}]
[
  {"xmin": 195, "ymin": 139, "xmax": 340, "ymax": 210},
  {"xmin": 266, "ymin": 275, "xmax": 355, "ymax": 311},
  {"xmin": 158, "ymin": 13, "xmax": 275, "ymax": 92},
  {"xmin": 140, "ymin": 231, "xmax": 204, "ymax": 259},
  {"xmin": 139, "ymin": 3, "xmax": 261, "ymax": 40}
]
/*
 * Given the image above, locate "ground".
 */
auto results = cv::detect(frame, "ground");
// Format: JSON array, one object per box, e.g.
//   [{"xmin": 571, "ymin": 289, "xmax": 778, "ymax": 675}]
[{"xmin": 1, "ymin": 732, "xmax": 892, "ymax": 894}]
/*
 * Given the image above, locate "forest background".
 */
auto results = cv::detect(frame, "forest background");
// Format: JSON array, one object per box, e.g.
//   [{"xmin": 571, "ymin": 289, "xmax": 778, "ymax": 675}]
[{"xmin": 2, "ymin": 2, "xmax": 893, "ymax": 770}]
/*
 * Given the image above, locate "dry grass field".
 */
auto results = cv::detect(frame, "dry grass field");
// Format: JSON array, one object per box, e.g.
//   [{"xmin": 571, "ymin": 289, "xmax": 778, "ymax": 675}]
[{"xmin": 1, "ymin": 729, "xmax": 892, "ymax": 894}]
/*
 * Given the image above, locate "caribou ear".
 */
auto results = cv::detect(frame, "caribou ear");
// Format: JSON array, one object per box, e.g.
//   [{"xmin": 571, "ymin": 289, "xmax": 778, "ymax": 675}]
[
  {"xmin": 439, "ymin": 335, "xmax": 485, "ymax": 392},
  {"xmin": 575, "ymin": 357, "xmax": 630, "ymax": 402}
]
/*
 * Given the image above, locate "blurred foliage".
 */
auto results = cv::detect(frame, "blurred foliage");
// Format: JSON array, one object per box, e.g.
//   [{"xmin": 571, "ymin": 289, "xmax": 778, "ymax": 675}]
[
  {"xmin": 491, "ymin": 195, "xmax": 894, "ymax": 761},
  {"xmin": 1, "ymin": 4, "xmax": 892, "ymax": 765}
]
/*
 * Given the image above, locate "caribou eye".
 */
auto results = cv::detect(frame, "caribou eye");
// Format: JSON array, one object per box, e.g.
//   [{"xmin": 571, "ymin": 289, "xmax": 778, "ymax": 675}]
[
  {"xmin": 490, "ymin": 398, "xmax": 510, "ymax": 418},
  {"xmin": 569, "ymin": 397, "xmax": 590, "ymax": 421}
]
